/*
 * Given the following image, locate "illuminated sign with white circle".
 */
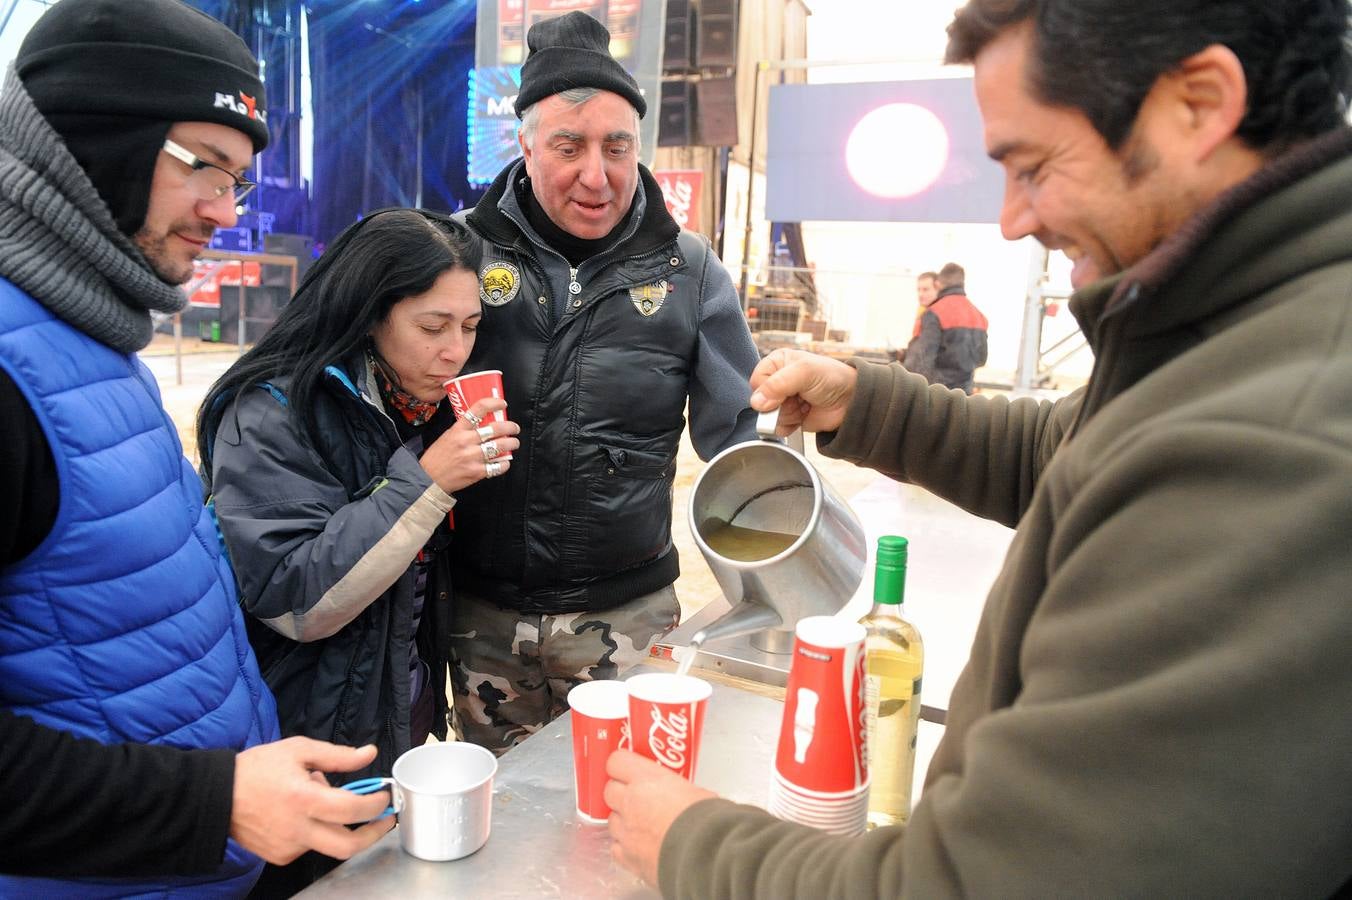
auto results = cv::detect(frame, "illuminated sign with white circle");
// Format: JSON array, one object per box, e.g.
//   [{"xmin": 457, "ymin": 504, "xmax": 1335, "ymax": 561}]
[
  {"xmin": 767, "ymin": 79, "xmax": 1001, "ymax": 223},
  {"xmin": 845, "ymin": 103, "xmax": 950, "ymax": 199}
]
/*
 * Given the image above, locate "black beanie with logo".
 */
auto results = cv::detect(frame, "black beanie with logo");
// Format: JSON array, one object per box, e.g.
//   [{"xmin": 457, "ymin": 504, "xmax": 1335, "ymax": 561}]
[
  {"xmin": 513, "ymin": 11, "xmax": 646, "ymax": 119},
  {"xmin": 15, "ymin": 0, "xmax": 269, "ymax": 236}
]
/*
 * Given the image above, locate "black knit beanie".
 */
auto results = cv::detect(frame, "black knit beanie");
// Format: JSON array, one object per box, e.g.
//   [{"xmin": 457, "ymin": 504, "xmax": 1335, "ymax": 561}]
[
  {"xmin": 513, "ymin": 11, "xmax": 646, "ymax": 119},
  {"xmin": 15, "ymin": 0, "xmax": 269, "ymax": 236}
]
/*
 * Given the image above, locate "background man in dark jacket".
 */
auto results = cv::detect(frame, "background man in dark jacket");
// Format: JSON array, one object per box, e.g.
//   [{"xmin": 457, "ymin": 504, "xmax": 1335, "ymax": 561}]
[
  {"xmin": 602, "ymin": 0, "xmax": 1352, "ymax": 896},
  {"xmin": 449, "ymin": 12, "xmax": 759, "ymax": 753},
  {"xmin": 0, "ymin": 0, "xmax": 391, "ymax": 891},
  {"xmin": 902, "ymin": 260, "xmax": 989, "ymax": 392}
]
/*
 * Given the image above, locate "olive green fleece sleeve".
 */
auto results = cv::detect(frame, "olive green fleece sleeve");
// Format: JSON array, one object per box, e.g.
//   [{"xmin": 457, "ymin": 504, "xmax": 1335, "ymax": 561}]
[
  {"xmin": 659, "ymin": 799, "xmax": 915, "ymax": 900},
  {"xmin": 816, "ymin": 360, "xmax": 1080, "ymax": 528}
]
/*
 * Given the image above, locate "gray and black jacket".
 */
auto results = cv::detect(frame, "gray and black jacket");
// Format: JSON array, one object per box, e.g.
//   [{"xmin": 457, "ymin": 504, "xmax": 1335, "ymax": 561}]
[
  {"xmin": 903, "ymin": 284, "xmax": 989, "ymax": 392},
  {"xmin": 451, "ymin": 160, "xmax": 758, "ymax": 615},
  {"xmin": 204, "ymin": 356, "xmax": 453, "ymax": 775}
]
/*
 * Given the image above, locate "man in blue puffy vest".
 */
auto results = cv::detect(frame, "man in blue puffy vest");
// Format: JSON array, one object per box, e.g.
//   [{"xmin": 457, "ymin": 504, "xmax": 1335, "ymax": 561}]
[{"xmin": 0, "ymin": 0, "xmax": 393, "ymax": 893}]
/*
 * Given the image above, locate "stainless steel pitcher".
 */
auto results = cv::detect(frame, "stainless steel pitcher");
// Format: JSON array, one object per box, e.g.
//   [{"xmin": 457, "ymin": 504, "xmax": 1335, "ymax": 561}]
[{"xmin": 686, "ymin": 413, "xmax": 868, "ymax": 653}]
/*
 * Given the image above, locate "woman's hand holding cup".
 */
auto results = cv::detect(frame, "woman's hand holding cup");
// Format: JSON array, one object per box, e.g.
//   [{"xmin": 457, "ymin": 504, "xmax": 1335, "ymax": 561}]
[{"xmin": 420, "ymin": 397, "xmax": 520, "ymax": 493}]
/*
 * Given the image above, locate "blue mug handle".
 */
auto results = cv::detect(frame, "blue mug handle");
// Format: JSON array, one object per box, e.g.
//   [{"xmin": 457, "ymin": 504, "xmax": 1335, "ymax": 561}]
[{"xmin": 340, "ymin": 776, "xmax": 396, "ymax": 820}]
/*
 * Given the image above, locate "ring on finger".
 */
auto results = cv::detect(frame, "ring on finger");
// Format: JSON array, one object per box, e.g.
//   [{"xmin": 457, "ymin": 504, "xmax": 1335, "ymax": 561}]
[
  {"xmin": 485, "ymin": 460, "xmax": 502, "ymax": 478},
  {"xmin": 476, "ymin": 424, "xmax": 495, "ymax": 442},
  {"xmin": 480, "ymin": 441, "xmax": 500, "ymax": 461},
  {"xmin": 462, "ymin": 410, "xmax": 483, "ymax": 428}
]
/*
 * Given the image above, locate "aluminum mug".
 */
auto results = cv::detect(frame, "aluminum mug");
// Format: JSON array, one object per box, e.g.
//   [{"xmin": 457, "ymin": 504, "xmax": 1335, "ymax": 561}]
[{"xmin": 343, "ymin": 742, "xmax": 498, "ymax": 862}]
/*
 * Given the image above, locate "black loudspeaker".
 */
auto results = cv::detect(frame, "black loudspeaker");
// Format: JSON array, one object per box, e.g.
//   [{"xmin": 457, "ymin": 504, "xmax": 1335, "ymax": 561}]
[
  {"xmin": 263, "ymin": 232, "xmax": 316, "ymax": 283},
  {"xmin": 695, "ymin": 10, "xmax": 736, "ymax": 68},
  {"xmin": 663, "ymin": 0, "xmax": 693, "ymax": 73},
  {"xmin": 263, "ymin": 232, "xmax": 314, "ymax": 258},
  {"xmin": 695, "ymin": 76, "xmax": 738, "ymax": 146},
  {"xmin": 658, "ymin": 80, "xmax": 694, "ymax": 147},
  {"xmin": 219, "ymin": 285, "xmax": 288, "ymax": 344}
]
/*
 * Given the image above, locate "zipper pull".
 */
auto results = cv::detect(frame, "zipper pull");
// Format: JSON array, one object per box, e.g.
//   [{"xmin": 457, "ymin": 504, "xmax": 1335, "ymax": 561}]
[{"xmin": 567, "ymin": 267, "xmax": 583, "ymax": 309}]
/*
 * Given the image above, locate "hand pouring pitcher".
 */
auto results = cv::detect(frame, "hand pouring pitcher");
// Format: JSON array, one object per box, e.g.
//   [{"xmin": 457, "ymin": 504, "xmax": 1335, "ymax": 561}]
[{"xmin": 687, "ymin": 411, "xmax": 868, "ymax": 654}]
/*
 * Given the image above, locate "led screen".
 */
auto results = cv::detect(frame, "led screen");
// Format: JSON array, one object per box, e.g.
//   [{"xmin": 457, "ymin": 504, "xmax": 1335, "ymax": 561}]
[{"xmin": 766, "ymin": 79, "xmax": 1003, "ymax": 224}]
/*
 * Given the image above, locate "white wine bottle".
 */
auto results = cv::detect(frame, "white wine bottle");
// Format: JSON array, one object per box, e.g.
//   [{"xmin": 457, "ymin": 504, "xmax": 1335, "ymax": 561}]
[{"xmin": 860, "ymin": 535, "xmax": 924, "ymax": 829}]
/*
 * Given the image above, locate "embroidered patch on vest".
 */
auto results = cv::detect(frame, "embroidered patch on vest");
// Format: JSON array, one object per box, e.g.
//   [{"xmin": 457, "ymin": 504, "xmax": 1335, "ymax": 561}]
[
  {"xmin": 479, "ymin": 261, "xmax": 521, "ymax": 306},
  {"xmin": 629, "ymin": 281, "xmax": 668, "ymax": 317}
]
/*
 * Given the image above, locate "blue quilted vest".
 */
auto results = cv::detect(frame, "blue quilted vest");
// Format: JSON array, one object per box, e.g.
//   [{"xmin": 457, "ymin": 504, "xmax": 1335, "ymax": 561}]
[{"xmin": 0, "ymin": 279, "xmax": 279, "ymax": 897}]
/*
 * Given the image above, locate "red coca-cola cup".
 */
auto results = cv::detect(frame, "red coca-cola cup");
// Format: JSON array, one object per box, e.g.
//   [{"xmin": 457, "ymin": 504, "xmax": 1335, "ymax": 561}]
[
  {"xmin": 444, "ymin": 369, "xmax": 512, "ymax": 459},
  {"xmin": 774, "ymin": 616, "xmax": 869, "ymax": 794},
  {"xmin": 626, "ymin": 672, "xmax": 711, "ymax": 781},
  {"xmin": 567, "ymin": 680, "xmax": 630, "ymax": 824}
]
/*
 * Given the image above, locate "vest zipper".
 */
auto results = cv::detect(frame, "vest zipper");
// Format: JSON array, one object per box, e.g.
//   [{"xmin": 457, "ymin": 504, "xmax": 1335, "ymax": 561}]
[{"xmin": 570, "ymin": 246, "xmax": 684, "ymax": 309}]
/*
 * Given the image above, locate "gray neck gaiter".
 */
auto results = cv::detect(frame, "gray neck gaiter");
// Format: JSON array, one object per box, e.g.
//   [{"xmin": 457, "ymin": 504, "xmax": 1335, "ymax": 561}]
[{"xmin": 0, "ymin": 65, "xmax": 187, "ymax": 353}]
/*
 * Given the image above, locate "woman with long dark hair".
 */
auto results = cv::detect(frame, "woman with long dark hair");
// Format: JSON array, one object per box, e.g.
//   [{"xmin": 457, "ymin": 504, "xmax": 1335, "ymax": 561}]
[{"xmin": 196, "ymin": 210, "xmax": 518, "ymax": 888}]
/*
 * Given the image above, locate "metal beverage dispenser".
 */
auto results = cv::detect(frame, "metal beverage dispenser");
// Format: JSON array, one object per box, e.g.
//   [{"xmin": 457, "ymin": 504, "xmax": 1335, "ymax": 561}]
[{"xmin": 686, "ymin": 413, "xmax": 868, "ymax": 655}]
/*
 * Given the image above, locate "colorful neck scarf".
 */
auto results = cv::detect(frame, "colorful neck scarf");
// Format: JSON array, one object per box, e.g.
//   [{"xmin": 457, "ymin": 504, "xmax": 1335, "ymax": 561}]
[{"xmin": 370, "ymin": 350, "xmax": 440, "ymax": 426}]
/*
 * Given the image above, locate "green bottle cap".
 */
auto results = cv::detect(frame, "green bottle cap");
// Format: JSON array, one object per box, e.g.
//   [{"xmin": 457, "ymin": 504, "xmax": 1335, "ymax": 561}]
[{"xmin": 873, "ymin": 535, "xmax": 908, "ymax": 605}]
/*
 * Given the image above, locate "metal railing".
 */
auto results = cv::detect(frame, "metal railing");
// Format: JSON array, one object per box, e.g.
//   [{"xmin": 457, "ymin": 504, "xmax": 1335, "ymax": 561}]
[{"xmin": 159, "ymin": 251, "xmax": 299, "ymax": 385}]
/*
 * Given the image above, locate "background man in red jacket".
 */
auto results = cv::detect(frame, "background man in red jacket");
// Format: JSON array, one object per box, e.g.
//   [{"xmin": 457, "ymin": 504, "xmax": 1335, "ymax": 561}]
[{"xmin": 902, "ymin": 261, "xmax": 989, "ymax": 393}]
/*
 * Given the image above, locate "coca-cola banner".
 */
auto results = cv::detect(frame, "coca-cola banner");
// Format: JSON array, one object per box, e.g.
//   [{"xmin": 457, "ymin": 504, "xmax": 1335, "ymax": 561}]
[
  {"xmin": 187, "ymin": 259, "xmax": 261, "ymax": 309},
  {"xmin": 654, "ymin": 169, "xmax": 703, "ymax": 232}
]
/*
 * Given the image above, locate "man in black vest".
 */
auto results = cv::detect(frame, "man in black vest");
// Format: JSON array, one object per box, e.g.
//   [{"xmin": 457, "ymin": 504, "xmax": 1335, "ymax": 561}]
[{"xmin": 450, "ymin": 12, "xmax": 759, "ymax": 753}]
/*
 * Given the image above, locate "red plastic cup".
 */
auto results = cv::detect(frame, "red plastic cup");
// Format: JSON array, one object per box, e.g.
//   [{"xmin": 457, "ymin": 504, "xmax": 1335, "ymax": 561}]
[
  {"xmin": 626, "ymin": 672, "xmax": 711, "ymax": 781},
  {"xmin": 568, "ymin": 680, "xmax": 630, "ymax": 824},
  {"xmin": 444, "ymin": 369, "xmax": 511, "ymax": 459},
  {"xmin": 773, "ymin": 616, "xmax": 869, "ymax": 794}
]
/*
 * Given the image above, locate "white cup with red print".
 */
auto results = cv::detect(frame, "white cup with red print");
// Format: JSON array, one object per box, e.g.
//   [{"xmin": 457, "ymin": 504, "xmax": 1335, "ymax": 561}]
[
  {"xmin": 625, "ymin": 672, "xmax": 712, "ymax": 781},
  {"xmin": 444, "ymin": 369, "xmax": 512, "ymax": 460},
  {"xmin": 568, "ymin": 680, "xmax": 631, "ymax": 824}
]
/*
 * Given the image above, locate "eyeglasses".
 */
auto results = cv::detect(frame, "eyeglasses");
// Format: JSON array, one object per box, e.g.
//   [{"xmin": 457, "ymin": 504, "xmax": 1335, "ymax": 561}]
[{"xmin": 161, "ymin": 139, "xmax": 256, "ymax": 204}]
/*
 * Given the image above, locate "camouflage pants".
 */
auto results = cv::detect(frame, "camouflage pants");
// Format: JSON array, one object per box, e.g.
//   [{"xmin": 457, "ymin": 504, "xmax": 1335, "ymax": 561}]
[{"xmin": 448, "ymin": 586, "xmax": 680, "ymax": 755}]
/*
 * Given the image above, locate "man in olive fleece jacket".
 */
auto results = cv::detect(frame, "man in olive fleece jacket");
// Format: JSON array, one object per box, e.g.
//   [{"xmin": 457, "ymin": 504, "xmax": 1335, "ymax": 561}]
[{"xmin": 601, "ymin": 1, "xmax": 1352, "ymax": 897}]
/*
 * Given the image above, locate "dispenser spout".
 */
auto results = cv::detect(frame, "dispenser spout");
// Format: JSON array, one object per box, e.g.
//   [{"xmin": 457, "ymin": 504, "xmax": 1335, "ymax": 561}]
[{"xmin": 690, "ymin": 599, "xmax": 786, "ymax": 648}]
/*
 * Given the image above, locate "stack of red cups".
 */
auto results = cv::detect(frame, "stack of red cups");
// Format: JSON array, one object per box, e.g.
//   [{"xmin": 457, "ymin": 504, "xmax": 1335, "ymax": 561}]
[{"xmin": 767, "ymin": 615, "xmax": 870, "ymax": 835}]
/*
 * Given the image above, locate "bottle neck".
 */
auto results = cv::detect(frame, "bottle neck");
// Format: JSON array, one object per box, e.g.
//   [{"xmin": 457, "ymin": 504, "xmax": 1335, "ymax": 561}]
[
  {"xmin": 873, "ymin": 562, "xmax": 906, "ymax": 607},
  {"xmin": 867, "ymin": 599, "xmax": 906, "ymax": 620}
]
